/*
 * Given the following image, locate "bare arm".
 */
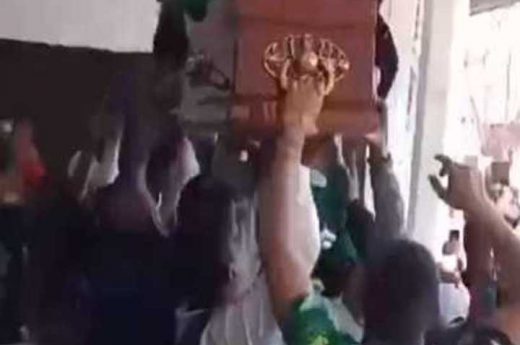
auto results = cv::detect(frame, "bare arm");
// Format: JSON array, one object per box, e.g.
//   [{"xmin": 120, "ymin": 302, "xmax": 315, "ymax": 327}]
[
  {"xmin": 468, "ymin": 203, "xmax": 520, "ymax": 341},
  {"xmin": 464, "ymin": 219, "xmax": 495, "ymax": 320},
  {"xmin": 259, "ymin": 77, "xmax": 326, "ymax": 323},
  {"xmin": 369, "ymin": 152, "xmax": 404, "ymax": 239},
  {"xmin": 259, "ymin": 132, "xmax": 315, "ymax": 322}
]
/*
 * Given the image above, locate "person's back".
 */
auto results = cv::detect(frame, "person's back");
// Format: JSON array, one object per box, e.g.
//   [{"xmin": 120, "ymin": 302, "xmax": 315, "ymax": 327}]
[{"xmin": 363, "ymin": 240, "xmax": 439, "ymax": 345}]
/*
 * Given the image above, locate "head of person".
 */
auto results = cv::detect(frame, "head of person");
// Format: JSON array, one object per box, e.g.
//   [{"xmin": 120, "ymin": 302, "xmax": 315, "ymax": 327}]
[
  {"xmin": 442, "ymin": 230, "xmax": 461, "ymax": 256},
  {"xmin": 363, "ymin": 240, "xmax": 440, "ymax": 345},
  {"xmin": 175, "ymin": 174, "xmax": 260, "ymax": 307}
]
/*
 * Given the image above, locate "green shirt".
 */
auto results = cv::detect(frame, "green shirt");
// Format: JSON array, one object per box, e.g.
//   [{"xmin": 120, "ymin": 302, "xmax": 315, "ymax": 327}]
[
  {"xmin": 311, "ymin": 166, "xmax": 360, "ymax": 268},
  {"xmin": 284, "ymin": 292, "xmax": 360, "ymax": 345},
  {"xmin": 311, "ymin": 165, "xmax": 350, "ymax": 235}
]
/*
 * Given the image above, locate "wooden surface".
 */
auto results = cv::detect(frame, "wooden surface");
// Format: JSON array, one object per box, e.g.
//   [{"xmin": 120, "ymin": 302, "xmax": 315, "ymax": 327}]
[{"xmin": 232, "ymin": 0, "xmax": 378, "ymax": 137}]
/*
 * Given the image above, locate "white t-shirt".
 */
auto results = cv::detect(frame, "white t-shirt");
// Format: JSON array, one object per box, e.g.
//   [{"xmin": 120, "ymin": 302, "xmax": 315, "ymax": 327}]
[
  {"xmin": 200, "ymin": 274, "xmax": 284, "ymax": 345},
  {"xmin": 200, "ymin": 165, "xmax": 320, "ymax": 345}
]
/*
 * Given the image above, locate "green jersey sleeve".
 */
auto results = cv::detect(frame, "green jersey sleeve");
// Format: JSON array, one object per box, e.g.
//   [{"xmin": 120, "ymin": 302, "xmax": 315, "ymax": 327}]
[{"xmin": 283, "ymin": 292, "xmax": 360, "ymax": 345}]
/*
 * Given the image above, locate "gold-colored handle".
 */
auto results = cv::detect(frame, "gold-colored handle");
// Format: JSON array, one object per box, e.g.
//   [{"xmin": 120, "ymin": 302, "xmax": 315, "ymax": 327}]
[{"xmin": 263, "ymin": 33, "xmax": 350, "ymax": 95}]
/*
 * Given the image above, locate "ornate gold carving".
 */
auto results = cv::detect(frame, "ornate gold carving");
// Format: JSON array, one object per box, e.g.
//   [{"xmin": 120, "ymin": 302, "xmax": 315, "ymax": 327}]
[{"xmin": 263, "ymin": 34, "xmax": 350, "ymax": 95}]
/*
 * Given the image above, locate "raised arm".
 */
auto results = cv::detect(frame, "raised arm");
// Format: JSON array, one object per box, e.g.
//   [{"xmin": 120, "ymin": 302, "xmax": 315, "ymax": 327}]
[
  {"xmin": 430, "ymin": 155, "xmax": 520, "ymax": 342},
  {"xmin": 259, "ymin": 76, "xmax": 326, "ymax": 323},
  {"xmin": 369, "ymin": 146, "xmax": 404, "ymax": 240}
]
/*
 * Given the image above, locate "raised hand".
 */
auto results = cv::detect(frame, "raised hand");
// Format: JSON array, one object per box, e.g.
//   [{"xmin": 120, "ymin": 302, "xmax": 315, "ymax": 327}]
[
  {"xmin": 280, "ymin": 74, "xmax": 328, "ymax": 138},
  {"xmin": 429, "ymin": 155, "xmax": 491, "ymax": 215}
]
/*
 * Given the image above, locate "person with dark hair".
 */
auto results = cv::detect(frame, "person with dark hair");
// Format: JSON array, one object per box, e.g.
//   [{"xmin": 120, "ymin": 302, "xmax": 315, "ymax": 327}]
[
  {"xmin": 173, "ymin": 163, "xmax": 288, "ymax": 345},
  {"xmin": 363, "ymin": 240, "xmax": 439, "ymax": 345},
  {"xmin": 438, "ymin": 229, "xmax": 470, "ymax": 326},
  {"xmin": 427, "ymin": 156, "xmax": 520, "ymax": 344},
  {"xmin": 194, "ymin": 136, "xmax": 314, "ymax": 345},
  {"xmin": 84, "ymin": 79, "xmax": 183, "ymax": 345},
  {"xmin": 258, "ymin": 71, "xmax": 439, "ymax": 345},
  {"xmin": 443, "ymin": 230, "xmax": 462, "ymax": 254}
]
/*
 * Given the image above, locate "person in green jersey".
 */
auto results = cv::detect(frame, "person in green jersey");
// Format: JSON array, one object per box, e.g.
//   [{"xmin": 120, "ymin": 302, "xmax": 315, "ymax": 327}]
[{"xmin": 258, "ymin": 72, "xmax": 440, "ymax": 345}]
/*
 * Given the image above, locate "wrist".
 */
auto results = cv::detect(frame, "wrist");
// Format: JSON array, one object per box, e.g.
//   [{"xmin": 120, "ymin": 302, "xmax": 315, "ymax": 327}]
[
  {"xmin": 278, "ymin": 124, "xmax": 305, "ymax": 147},
  {"xmin": 465, "ymin": 199, "xmax": 498, "ymax": 223},
  {"xmin": 273, "ymin": 130, "xmax": 304, "ymax": 163}
]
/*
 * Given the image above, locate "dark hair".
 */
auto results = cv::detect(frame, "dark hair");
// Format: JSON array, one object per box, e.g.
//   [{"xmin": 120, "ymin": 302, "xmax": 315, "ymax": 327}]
[
  {"xmin": 364, "ymin": 240, "xmax": 439, "ymax": 344},
  {"xmin": 173, "ymin": 175, "xmax": 233, "ymax": 309},
  {"xmin": 449, "ymin": 230, "xmax": 460, "ymax": 241}
]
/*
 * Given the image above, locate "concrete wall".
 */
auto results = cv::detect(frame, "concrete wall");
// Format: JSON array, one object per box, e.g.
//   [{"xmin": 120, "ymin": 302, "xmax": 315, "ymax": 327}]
[
  {"xmin": 408, "ymin": 0, "xmax": 471, "ymax": 257},
  {"xmin": 0, "ymin": 0, "xmax": 159, "ymax": 51}
]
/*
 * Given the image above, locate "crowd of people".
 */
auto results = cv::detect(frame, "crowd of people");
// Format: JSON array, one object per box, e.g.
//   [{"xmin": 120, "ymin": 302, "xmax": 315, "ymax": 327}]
[
  {"xmin": 1, "ymin": 0, "xmax": 520, "ymax": 345},
  {"xmin": 0, "ymin": 78, "xmax": 519, "ymax": 345}
]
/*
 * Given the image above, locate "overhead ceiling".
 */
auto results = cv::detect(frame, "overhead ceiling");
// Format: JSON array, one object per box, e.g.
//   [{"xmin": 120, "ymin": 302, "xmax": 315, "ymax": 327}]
[
  {"xmin": 471, "ymin": 0, "xmax": 520, "ymax": 14},
  {"xmin": 0, "ymin": 0, "xmax": 159, "ymax": 51}
]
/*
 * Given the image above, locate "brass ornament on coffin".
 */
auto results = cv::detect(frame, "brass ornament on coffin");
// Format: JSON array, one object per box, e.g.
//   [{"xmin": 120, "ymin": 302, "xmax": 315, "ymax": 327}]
[{"xmin": 263, "ymin": 33, "xmax": 350, "ymax": 95}]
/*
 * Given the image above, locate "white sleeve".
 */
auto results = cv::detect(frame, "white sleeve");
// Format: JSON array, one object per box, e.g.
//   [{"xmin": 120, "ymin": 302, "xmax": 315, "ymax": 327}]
[
  {"xmin": 200, "ymin": 275, "xmax": 285, "ymax": 345},
  {"xmin": 295, "ymin": 166, "xmax": 321, "ymax": 273}
]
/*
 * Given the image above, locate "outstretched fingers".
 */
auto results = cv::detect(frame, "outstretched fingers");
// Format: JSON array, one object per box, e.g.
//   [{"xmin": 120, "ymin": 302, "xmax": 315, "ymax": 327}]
[
  {"xmin": 434, "ymin": 154, "xmax": 452, "ymax": 177},
  {"xmin": 280, "ymin": 59, "xmax": 291, "ymax": 91}
]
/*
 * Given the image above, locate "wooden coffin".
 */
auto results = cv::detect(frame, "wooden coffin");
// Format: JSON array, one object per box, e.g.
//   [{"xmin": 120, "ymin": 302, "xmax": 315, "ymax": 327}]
[
  {"xmin": 231, "ymin": 0, "xmax": 378, "ymax": 136},
  {"xmin": 181, "ymin": 0, "xmax": 378, "ymax": 138}
]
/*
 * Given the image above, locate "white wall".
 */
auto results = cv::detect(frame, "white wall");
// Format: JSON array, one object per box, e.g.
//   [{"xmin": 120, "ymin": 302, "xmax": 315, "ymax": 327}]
[
  {"xmin": 376, "ymin": 0, "xmax": 424, "ymax": 220},
  {"xmin": 408, "ymin": 0, "xmax": 471, "ymax": 257},
  {"xmin": 0, "ymin": 0, "xmax": 159, "ymax": 51}
]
